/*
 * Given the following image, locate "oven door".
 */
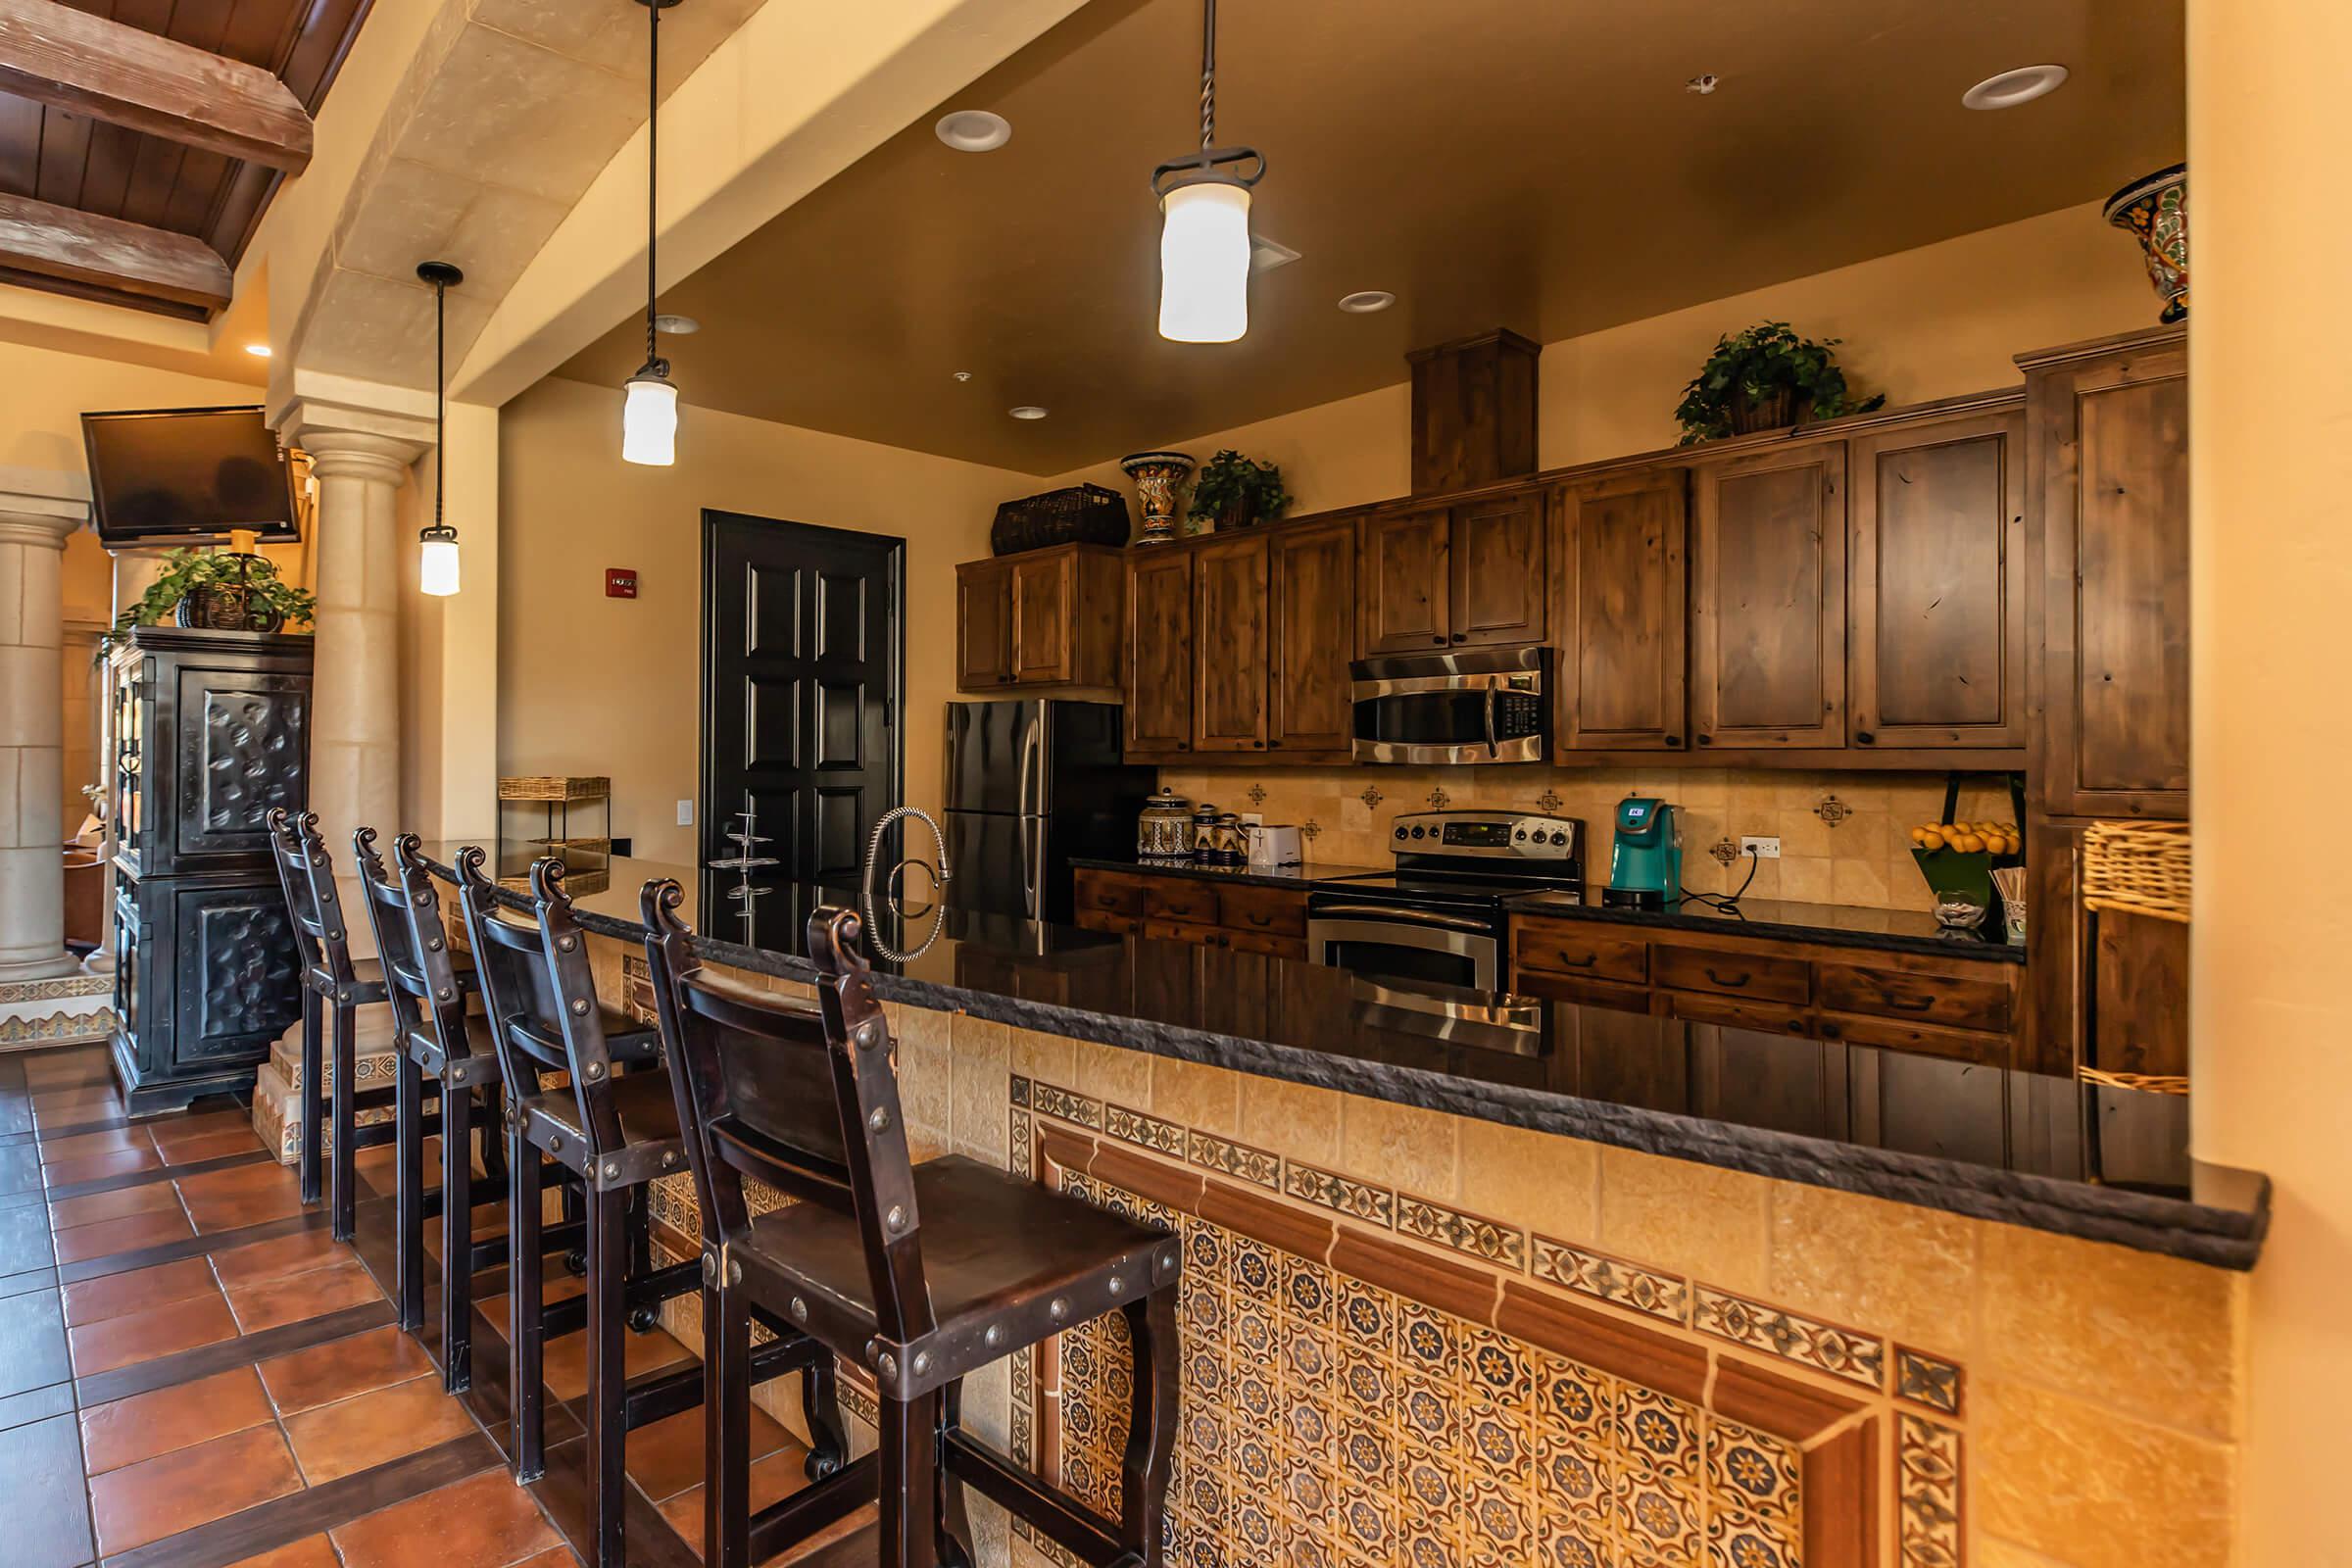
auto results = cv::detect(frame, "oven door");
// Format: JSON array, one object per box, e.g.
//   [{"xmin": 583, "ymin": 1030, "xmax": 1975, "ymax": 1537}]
[{"xmin": 1306, "ymin": 902, "xmax": 1501, "ymax": 991}]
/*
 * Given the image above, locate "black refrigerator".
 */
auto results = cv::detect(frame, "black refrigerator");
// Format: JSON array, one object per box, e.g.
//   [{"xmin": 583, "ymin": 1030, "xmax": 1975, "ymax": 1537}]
[{"xmin": 944, "ymin": 701, "xmax": 1153, "ymax": 923}]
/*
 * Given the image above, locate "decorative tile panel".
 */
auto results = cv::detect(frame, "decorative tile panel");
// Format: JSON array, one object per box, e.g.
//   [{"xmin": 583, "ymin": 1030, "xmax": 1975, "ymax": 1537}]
[
  {"xmin": 1187, "ymin": 1128, "xmax": 1280, "ymax": 1190},
  {"xmin": 1028, "ymin": 1080, "xmax": 1102, "ymax": 1129},
  {"xmin": 1532, "ymin": 1234, "xmax": 1690, "ymax": 1324},
  {"xmin": 1395, "ymin": 1193, "xmax": 1528, "ymax": 1269},
  {"xmin": 1283, "ymin": 1159, "xmax": 1395, "ymax": 1226},
  {"xmin": 1897, "ymin": 1414, "xmax": 1964, "ymax": 1568},
  {"xmin": 1693, "ymin": 1286, "xmax": 1887, "ymax": 1391},
  {"xmin": 1104, "ymin": 1102, "xmax": 1185, "ymax": 1156},
  {"xmin": 1894, "ymin": 1346, "xmax": 1964, "ymax": 1415}
]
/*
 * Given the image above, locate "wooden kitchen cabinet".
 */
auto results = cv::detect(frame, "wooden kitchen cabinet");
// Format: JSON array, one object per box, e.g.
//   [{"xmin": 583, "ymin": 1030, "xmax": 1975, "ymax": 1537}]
[
  {"xmin": 1358, "ymin": 507, "xmax": 1452, "ymax": 654},
  {"xmin": 1359, "ymin": 494, "xmax": 1545, "ymax": 656},
  {"xmin": 1123, "ymin": 548, "xmax": 1194, "ymax": 757},
  {"xmin": 1554, "ymin": 467, "xmax": 1689, "ymax": 752},
  {"xmin": 2025, "ymin": 328, "xmax": 2190, "ymax": 819},
  {"xmin": 1268, "ymin": 517, "xmax": 1358, "ymax": 753},
  {"xmin": 1847, "ymin": 410, "xmax": 2028, "ymax": 750},
  {"xmin": 1076, "ymin": 867, "xmax": 1309, "ymax": 959},
  {"xmin": 1690, "ymin": 440, "xmax": 1848, "ymax": 750},
  {"xmin": 1193, "ymin": 533, "xmax": 1271, "ymax": 752},
  {"xmin": 955, "ymin": 544, "xmax": 1119, "ymax": 691}
]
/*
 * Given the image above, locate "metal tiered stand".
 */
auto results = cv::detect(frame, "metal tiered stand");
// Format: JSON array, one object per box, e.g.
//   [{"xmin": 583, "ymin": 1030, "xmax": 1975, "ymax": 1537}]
[{"xmin": 707, "ymin": 809, "xmax": 779, "ymax": 931}]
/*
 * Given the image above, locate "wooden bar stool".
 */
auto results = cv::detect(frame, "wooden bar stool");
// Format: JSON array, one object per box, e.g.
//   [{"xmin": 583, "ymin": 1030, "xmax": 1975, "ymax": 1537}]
[
  {"xmin": 641, "ymin": 887, "xmax": 1181, "ymax": 1568},
  {"xmin": 350, "ymin": 828, "xmax": 522, "ymax": 1389},
  {"xmin": 267, "ymin": 809, "xmax": 472, "ymax": 1240},
  {"xmin": 456, "ymin": 851, "xmax": 842, "ymax": 1568}
]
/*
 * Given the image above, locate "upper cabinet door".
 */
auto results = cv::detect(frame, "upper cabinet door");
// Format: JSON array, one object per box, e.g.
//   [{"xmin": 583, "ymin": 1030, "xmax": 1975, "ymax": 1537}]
[
  {"xmin": 1009, "ymin": 551, "xmax": 1072, "ymax": 683},
  {"xmin": 1358, "ymin": 508, "xmax": 1452, "ymax": 655},
  {"xmin": 1448, "ymin": 490, "xmax": 1547, "ymax": 647},
  {"xmin": 1192, "ymin": 533, "xmax": 1271, "ymax": 752},
  {"xmin": 1690, "ymin": 441, "xmax": 1847, "ymax": 750},
  {"xmin": 1124, "ymin": 550, "xmax": 1195, "ymax": 756},
  {"xmin": 2031, "ymin": 335, "xmax": 2189, "ymax": 818},
  {"xmin": 956, "ymin": 560, "xmax": 1013, "ymax": 689},
  {"xmin": 1848, "ymin": 411, "xmax": 2027, "ymax": 751},
  {"xmin": 1556, "ymin": 469, "xmax": 1689, "ymax": 752},
  {"xmin": 1268, "ymin": 517, "xmax": 1358, "ymax": 754}
]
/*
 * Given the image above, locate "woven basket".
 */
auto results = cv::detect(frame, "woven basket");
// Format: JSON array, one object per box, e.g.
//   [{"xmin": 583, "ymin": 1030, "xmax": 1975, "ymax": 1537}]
[
  {"xmin": 2076, "ymin": 1065, "xmax": 2190, "ymax": 1097},
  {"xmin": 990, "ymin": 483, "xmax": 1132, "ymax": 555},
  {"xmin": 498, "ymin": 775, "xmax": 610, "ymax": 803},
  {"xmin": 2081, "ymin": 820, "xmax": 2190, "ymax": 923}
]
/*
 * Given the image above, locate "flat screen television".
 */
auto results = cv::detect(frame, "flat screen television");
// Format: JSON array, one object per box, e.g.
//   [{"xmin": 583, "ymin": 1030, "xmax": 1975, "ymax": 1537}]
[{"xmin": 80, "ymin": 406, "xmax": 301, "ymax": 546}]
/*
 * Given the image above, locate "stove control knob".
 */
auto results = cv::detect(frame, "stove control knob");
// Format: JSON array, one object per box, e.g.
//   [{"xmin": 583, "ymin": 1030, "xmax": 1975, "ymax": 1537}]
[
  {"xmin": 1548, "ymin": 831, "xmax": 1567, "ymax": 846},
  {"xmin": 1394, "ymin": 826, "xmax": 1407, "ymax": 840},
  {"xmin": 1513, "ymin": 829, "xmax": 1527, "ymax": 842},
  {"xmin": 1410, "ymin": 825, "xmax": 1427, "ymax": 839}
]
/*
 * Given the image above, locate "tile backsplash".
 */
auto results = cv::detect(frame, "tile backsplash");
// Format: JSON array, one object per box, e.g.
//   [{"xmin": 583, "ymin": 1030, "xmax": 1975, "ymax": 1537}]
[{"xmin": 1157, "ymin": 765, "xmax": 2024, "ymax": 913}]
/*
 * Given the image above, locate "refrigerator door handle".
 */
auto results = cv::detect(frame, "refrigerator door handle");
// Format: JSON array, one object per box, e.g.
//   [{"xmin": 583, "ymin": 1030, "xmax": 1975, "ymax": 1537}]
[
  {"xmin": 1016, "ymin": 713, "xmax": 1042, "ymax": 819},
  {"xmin": 1019, "ymin": 812, "xmax": 1042, "ymax": 918}
]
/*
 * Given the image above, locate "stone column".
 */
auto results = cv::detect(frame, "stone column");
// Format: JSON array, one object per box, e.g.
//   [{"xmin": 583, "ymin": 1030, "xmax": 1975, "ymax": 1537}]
[
  {"xmin": 0, "ymin": 494, "xmax": 87, "ymax": 982},
  {"xmin": 274, "ymin": 396, "xmax": 432, "ymax": 958}
]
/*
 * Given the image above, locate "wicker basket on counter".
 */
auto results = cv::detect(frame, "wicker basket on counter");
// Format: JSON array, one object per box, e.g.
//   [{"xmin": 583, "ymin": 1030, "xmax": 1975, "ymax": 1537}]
[
  {"xmin": 2080, "ymin": 820, "xmax": 2190, "ymax": 923},
  {"xmin": 499, "ymin": 775, "xmax": 610, "ymax": 803}
]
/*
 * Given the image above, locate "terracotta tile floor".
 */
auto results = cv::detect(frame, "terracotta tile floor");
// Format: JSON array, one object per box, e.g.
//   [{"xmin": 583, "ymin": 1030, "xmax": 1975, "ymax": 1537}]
[{"xmin": 2, "ymin": 1042, "xmax": 844, "ymax": 1568}]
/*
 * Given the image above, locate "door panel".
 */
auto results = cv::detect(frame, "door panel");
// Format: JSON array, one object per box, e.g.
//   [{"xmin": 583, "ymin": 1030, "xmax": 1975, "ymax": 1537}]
[
  {"xmin": 1848, "ymin": 412, "xmax": 2026, "ymax": 749},
  {"xmin": 1359, "ymin": 508, "xmax": 1451, "ymax": 654},
  {"xmin": 956, "ymin": 561, "xmax": 1012, "ymax": 689},
  {"xmin": 1124, "ymin": 551, "xmax": 1194, "ymax": 756},
  {"xmin": 704, "ymin": 510, "xmax": 902, "ymax": 930},
  {"xmin": 1011, "ymin": 553, "xmax": 1072, "ymax": 683},
  {"xmin": 1557, "ymin": 470, "xmax": 1688, "ymax": 752},
  {"xmin": 1691, "ymin": 442, "xmax": 1847, "ymax": 749},
  {"xmin": 1192, "ymin": 534, "xmax": 1270, "ymax": 752},
  {"xmin": 1269, "ymin": 517, "xmax": 1356, "ymax": 753},
  {"xmin": 1448, "ymin": 491, "xmax": 1546, "ymax": 647}
]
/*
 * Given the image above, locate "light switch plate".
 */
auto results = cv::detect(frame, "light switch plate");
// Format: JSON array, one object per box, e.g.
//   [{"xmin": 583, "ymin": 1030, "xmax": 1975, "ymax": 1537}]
[
  {"xmin": 676, "ymin": 800, "xmax": 695, "ymax": 826},
  {"xmin": 1739, "ymin": 835, "xmax": 1782, "ymax": 858}
]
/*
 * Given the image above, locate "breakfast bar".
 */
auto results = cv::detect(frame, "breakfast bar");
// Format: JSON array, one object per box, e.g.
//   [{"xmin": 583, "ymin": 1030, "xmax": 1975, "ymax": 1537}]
[{"xmin": 422, "ymin": 842, "xmax": 2262, "ymax": 1568}]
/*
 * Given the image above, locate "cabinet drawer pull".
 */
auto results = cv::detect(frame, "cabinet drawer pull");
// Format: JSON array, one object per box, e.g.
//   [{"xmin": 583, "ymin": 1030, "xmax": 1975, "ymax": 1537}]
[
  {"xmin": 1887, "ymin": 993, "xmax": 1935, "ymax": 1012},
  {"xmin": 1244, "ymin": 911, "xmax": 1273, "ymax": 927},
  {"xmin": 1703, "ymin": 967, "xmax": 1751, "ymax": 987},
  {"xmin": 1551, "ymin": 951, "xmax": 1597, "ymax": 968}
]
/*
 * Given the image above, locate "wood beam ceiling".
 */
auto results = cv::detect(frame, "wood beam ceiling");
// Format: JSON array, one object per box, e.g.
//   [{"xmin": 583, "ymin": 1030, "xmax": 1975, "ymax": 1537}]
[
  {"xmin": 0, "ymin": 0, "xmax": 313, "ymax": 172},
  {"xmin": 0, "ymin": 191, "xmax": 232, "ymax": 310}
]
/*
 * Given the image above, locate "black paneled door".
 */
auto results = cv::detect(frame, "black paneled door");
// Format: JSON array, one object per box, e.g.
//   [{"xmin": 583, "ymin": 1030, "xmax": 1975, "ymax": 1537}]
[{"xmin": 701, "ymin": 511, "xmax": 903, "ymax": 948}]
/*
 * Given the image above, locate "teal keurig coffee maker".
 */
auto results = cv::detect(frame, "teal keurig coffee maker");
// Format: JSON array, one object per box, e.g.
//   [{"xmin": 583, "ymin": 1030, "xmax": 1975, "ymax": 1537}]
[{"xmin": 1604, "ymin": 796, "xmax": 1681, "ymax": 910}]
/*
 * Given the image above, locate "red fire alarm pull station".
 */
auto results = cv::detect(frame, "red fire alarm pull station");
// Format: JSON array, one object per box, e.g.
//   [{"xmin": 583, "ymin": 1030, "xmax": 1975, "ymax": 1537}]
[{"xmin": 606, "ymin": 568, "xmax": 638, "ymax": 600}]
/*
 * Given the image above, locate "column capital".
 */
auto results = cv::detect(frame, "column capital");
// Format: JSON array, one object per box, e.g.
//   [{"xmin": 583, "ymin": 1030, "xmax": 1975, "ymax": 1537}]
[
  {"xmin": 0, "ymin": 466, "xmax": 92, "ymax": 549},
  {"xmin": 273, "ymin": 378, "xmax": 435, "ymax": 487}
]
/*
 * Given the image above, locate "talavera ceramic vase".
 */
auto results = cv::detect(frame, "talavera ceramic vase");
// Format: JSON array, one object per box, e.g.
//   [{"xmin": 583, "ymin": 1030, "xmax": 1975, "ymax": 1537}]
[
  {"xmin": 2104, "ymin": 163, "xmax": 2188, "ymax": 323},
  {"xmin": 1119, "ymin": 451, "xmax": 1196, "ymax": 546}
]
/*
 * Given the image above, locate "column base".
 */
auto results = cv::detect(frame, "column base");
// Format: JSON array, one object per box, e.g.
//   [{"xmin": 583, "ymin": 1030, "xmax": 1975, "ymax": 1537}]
[
  {"xmin": 0, "ymin": 968, "xmax": 117, "ymax": 1053},
  {"xmin": 0, "ymin": 951, "xmax": 85, "ymax": 983}
]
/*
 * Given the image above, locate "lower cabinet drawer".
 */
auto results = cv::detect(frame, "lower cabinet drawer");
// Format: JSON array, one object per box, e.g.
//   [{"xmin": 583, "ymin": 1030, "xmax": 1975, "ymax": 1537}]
[
  {"xmin": 1142, "ymin": 880, "xmax": 1221, "ymax": 926},
  {"xmin": 1818, "ymin": 1010, "xmax": 2011, "ymax": 1065},
  {"xmin": 1652, "ymin": 944, "xmax": 1812, "ymax": 1005},
  {"xmin": 1515, "ymin": 970, "xmax": 1652, "ymax": 1013},
  {"xmin": 1662, "ymin": 990, "xmax": 1811, "ymax": 1036},
  {"xmin": 1513, "ymin": 922, "xmax": 1648, "ymax": 984},
  {"xmin": 1217, "ymin": 884, "xmax": 1307, "ymax": 938},
  {"xmin": 1142, "ymin": 918, "xmax": 1220, "ymax": 949},
  {"xmin": 1074, "ymin": 869, "xmax": 1146, "ymax": 921},
  {"xmin": 1075, "ymin": 908, "xmax": 1142, "ymax": 937},
  {"xmin": 1222, "ymin": 929, "xmax": 1307, "ymax": 960},
  {"xmin": 1814, "ymin": 961, "xmax": 2011, "ymax": 1032}
]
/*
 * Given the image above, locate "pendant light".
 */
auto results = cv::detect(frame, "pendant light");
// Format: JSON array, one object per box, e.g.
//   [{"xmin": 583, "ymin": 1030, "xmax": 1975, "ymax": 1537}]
[
  {"xmin": 1152, "ymin": 0, "xmax": 1264, "ymax": 343},
  {"xmin": 622, "ymin": 0, "xmax": 682, "ymax": 466},
  {"xmin": 416, "ymin": 260, "xmax": 464, "ymax": 597}
]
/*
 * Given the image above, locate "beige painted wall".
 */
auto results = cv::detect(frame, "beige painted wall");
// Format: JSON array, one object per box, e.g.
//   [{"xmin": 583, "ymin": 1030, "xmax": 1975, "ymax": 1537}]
[
  {"xmin": 1048, "ymin": 200, "xmax": 2154, "ymax": 510},
  {"xmin": 2188, "ymin": 0, "xmax": 2352, "ymax": 1558},
  {"xmin": 498, "ymin": 376, "xmax": 1035, "ymax": 865}
]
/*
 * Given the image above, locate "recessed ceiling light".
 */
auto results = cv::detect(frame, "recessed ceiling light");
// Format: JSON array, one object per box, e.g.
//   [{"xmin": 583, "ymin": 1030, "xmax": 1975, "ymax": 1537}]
[
  {"xmin": 1685, "ymin": 74, "xmax": 1719, "ymax": 96},
  {"xmin": 1962, "ymin": 64, "xmax": 2069, "ymax": 110},
  {"xmin": 1338, "ymin": 290, "xmax": 1395, "ymax": 315},
  {"xmin": 1008, "ymin": 405, "xmax": 1048, "ymax": 420},
  {"xmin": 244, "ymin": 343, "xmax": 271, "ymax": 357},
  {"xmin": 936, "ymin": 109, "xmax": 1012, "ymax": 152},
  {"xmin": 954, "ymin": 370, "xmax": 973, "ymax": 383},
  {"xmin": 654, "ymin": 314, "xmax": 700, "ymax": 335}
]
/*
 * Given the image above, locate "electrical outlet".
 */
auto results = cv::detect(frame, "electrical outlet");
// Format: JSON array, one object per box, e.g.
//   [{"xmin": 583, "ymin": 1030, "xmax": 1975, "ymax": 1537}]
[
  {"xmin": 676, "ymin": 800, "xmax": 695, "ymax": 826},
  {"xmin": 1739, "ymin": 835, "xmax": 1782, "ymax": 859}
]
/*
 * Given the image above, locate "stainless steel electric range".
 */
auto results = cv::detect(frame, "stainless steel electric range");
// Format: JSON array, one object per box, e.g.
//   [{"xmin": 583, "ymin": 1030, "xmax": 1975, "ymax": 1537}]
[{"xmin": 1305, "ymin": 808, "xmax": 1586, "ymax": 990}]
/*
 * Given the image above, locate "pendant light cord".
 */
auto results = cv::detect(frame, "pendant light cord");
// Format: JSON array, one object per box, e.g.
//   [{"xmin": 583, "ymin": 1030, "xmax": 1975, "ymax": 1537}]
[
  {"xmin": 433, "ymin": 276, "xmax": 445, "ymax": 526},
  {"xmin": 643, "ymin": 0, "xmax": 662, "ymax": 372},
  {"xmin": 1199, "ymin": 0, "xmax": 1216, "ymax": 148}
]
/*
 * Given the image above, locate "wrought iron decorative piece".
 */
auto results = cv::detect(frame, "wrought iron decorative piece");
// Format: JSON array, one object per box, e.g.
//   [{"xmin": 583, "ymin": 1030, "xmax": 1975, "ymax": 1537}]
[
  {"xmin": 1536, "ymin": 788, "xmax": 1564, "ymax": 813},
  {"xmin": 1710, "ymin": 838, "xmax": 1742, "ymax": 867},
  {"xmin": 1814, "ymin": 794, "xmax": 1851, "ymax": 827},
  {"xmin": 1426, "ymin": 787, "xmax": 1450, "ymax": 810},
  {"xmin": 1299, "ymin": 819, "xmax": 1321, "ymax": 840},
  {"xmin": 1359, "ymin": 785, "xmax": 1384, "ymax": 808},
  {"xmin": 1246, "ymin": 783, "xmax": 1267, "ymax": 807}
]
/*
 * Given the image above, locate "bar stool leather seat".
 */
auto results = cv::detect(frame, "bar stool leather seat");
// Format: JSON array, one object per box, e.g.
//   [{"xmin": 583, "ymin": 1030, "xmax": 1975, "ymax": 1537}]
[{"xmin": 517, "ymin": 1071, "xmax": 681, "ymax": 1169}]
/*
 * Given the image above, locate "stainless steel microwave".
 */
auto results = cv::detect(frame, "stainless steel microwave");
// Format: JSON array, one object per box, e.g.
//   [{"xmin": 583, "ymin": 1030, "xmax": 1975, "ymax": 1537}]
[{"xmin": 1349, "ymin": 646, "xmax": 1549, "ymax": 764}]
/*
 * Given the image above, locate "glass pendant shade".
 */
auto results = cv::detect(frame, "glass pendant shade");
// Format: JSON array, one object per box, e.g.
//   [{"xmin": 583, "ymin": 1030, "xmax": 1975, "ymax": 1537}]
[
  {"xmin": 622, "ymin": 373, "xmax": 679, "ymax": 466},
  {"xmin": 418, "ymin": 532, "xmax": 461, "ymax": 597},
  {"xmin": 1158, "ymin": 180, "xmax": 1252, "ymax": 343}
]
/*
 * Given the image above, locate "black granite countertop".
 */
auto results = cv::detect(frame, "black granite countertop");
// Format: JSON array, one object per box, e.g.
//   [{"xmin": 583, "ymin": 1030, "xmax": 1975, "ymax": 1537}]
[
  {"xmin": 1505, "ymin": 888, "xmax": 2026, "ymax": 963},
  {"xmin": 415, "ymin": 841, "xmax": 2263, "ymax": 1269},
  {"xmin": 1069, "ymin": 856, "xmax": 1389, "ymax": 890}
]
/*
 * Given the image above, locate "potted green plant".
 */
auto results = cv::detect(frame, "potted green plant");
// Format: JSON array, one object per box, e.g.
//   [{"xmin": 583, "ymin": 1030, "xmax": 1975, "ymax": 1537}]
[
  {"xmin": 1673, "ymin": 321, "xmax": 1886, "ymax": 444},
  {"xmin": 1187, "ymin": 449, "xmax": 1292, "ymax": 533},
  {"xmin": 102, "ymin": 547, "xmax": 316, "ymax": 654}
]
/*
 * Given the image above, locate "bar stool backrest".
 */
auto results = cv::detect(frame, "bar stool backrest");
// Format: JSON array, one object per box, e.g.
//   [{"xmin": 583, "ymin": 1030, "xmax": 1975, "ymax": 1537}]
[
  {"xmin": 265, "ymin": 808, "xmax": 325, "ymax": 981},
  {"xmin": 351, "ymin": 829, "xmax": 475, "ymax": 1062},
  {"xmin": 284, "ymin": 811, "xmax": 364, "ymax": 995},
  {"xmin": 641, "ymin": 882, "xmax": 937, "ymax": 1346},
  {"xmin": 454, "ymin": 848, "xmax": 631, "ymax": 1161}
]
